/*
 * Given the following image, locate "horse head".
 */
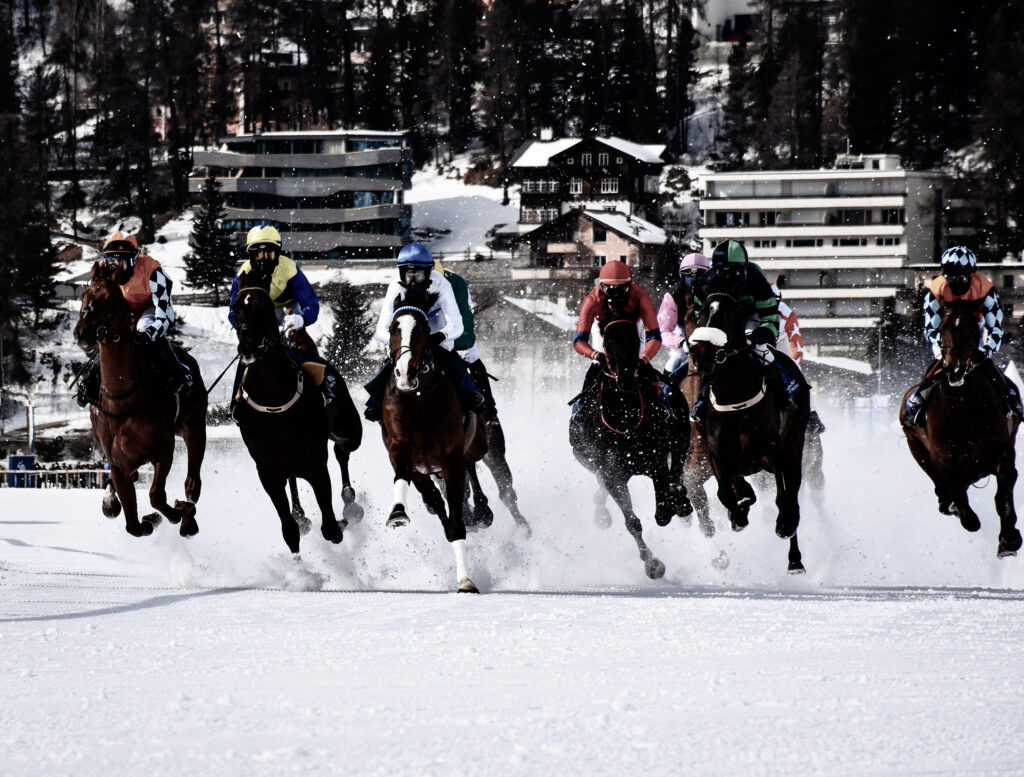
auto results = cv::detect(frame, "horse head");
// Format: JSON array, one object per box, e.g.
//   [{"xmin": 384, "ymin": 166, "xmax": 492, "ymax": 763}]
[
  {"xmin": 599, "ymin": 314, "xmax": 640, "ymax": 393},
  {"xmin": 389, "ymin": 291, "xmax": 438, "ymax": 392},
  {"xmin": 688, "ymin": 292, "xmax": 744, "ymax": 374},
  {"xmin": 940, "ymin": 303, "xmax": 982, "ymax": 387},
  {"xmin": 74, "ymin": 263, "xmax": 133, "ymax": 352},
  {"xmin": 233, "ymin": 283, "xmax": 280, "ymax": 364}
]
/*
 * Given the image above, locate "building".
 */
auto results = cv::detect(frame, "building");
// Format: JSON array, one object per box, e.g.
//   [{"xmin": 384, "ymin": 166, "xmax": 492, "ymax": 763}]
[
  {"xmin": 190, "ymin": 130, "xmax": 413, "ymax": 261},
  {"xmin": 510, "ymin": 136, "xmax": 666, "ymax": 233},
  {"xmin": 510, "ymin": 209, "xmax": 668, "ymax": 301},
  {"xmin": 697, "ymin": 153, "xmax": 972, "ymax": 353}
]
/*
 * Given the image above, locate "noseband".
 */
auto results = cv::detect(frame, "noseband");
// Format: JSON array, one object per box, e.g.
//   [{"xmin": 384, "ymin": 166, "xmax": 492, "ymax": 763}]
[
  {"xmin": 236, "ymin": 287, "xmax": 280, "ymax": 362},
  {"xmin": 600, "ymin": 318, "xmax": 639, "ymax": 380},
  {"xmin": 80, "ymin": 301, "xmax": 123, "ymax": 344},
  {"xmin": 390, "ymin": 306, "xmax": 435, "ymax": 388}
]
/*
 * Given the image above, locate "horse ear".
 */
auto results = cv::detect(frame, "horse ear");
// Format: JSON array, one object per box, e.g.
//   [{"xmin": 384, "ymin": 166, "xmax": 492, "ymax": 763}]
[{"xmin": 90, "ymin": 261, "xmax": 103, "ymax": 279}]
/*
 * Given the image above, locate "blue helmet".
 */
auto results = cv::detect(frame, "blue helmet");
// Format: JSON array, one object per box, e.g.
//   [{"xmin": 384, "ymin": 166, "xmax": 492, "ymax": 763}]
[{"xmin": 397, "ymin": 242, "xmax": 433, "ymax": 267}]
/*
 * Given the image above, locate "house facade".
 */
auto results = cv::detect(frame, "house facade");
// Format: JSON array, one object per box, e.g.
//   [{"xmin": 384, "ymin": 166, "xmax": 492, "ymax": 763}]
[
  {"xmin": 189, "ymin": 129, "xmax": 413, "ymax": 261},
  {"xmin": 698, "ymin": 153, "xmax": 974, "ymax": 353},
  {"xmin": 510, "ymin": 136, "xmax": 666, "ymax": 232}
]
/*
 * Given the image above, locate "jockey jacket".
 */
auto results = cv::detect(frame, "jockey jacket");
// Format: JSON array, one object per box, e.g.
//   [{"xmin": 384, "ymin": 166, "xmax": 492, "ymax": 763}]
[
  {"xmin": 574, "ymin": 283, "xmax": 661, "ymax": 362},
  {"xmin": 227, "ymin": 255, "xmax": 320, "ymax": 328},
  {"xmin": 777, "ymin": 298, "xmax": 805, "ymax": 364},
  {"xmin": 442, "ymin": 269, "xmax": 475, "ymax": 351},
  {"xmin": 692, "ymin": 262, "xmax": 780, "ymax": 345},
  {"xmin": 373, "ymin": 270, "xmax": 463, "ymax": 351},
  {"xmin": 657, "ymin": 279, "xmax": 693, "ymax": 353},
  {"xmin": 119, "ymin": 254, "xmax": 174, "ymax": 340},
  {"xmin": 924, "ymin": 273, "xmax": 1004, "ymax": 358}
]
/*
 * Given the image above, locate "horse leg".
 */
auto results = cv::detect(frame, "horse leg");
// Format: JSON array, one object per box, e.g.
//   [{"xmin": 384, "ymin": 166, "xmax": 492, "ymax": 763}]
[
  {"xmin": 288, "ymin": 477, "xmax": 311, "ymax": 536},
  {"xmin": 603, "ymin": 474, "xmax": 665, "ymax": 580},
  {"xmin": 996, "ymin": 449, "xmax": 1022, "ymax": 557},
  {"xmin": 593, "ymin": 481, "xmax": 613, "ymax": 529},
  {"xmin": 652, "ymin": 467, "xmax": 674, "ymax": 528},
  {"xmin": 464, "ymin": 461, "xmax": 493, "ymax": 528},
  {"xmin": 101, "ymin": 479, "xmax": 121, "ymax": 518},
  {"xmin": 905, "ymin": 432, "xmax": 955, "ymax": 514},
  {"xmin": 714, "ymin": 470, "xmax": 751, "ymax": 532},
  {"xmin": 683, "ymin": 466, "xmax": 715, "ymax": 537},
  {"xmin": 787, "ymin": 534, "xmax": 805, "ymax": 575},
  {"xmin": 257, "ymin": 467, "xmax": 301, "ymax": 553},
  {"xmin": 150, "ymin": 453, "xmax": 200, "ymax": 537},
  {"xmin": 109, "ymin": 464, "xmax": 151, "ymax": 537},
  {"xmin": 387, "ymin": 459, "xmax": 414, "ymax": 528},
  {"xmin": 308, "ymin": 461, "xmax": 344, "ymax": 545},
  {"xmin": 181, "ymin": 410, "xmax": 206, "ymax": 504},
  {"xmin": 804, "ymin": 430, "xmax": 826, "ymax": 514},
  {"xmin": 945, "ymin": 473, "xmax": 980, "ymax": 532},
  {"xmin": 334, "ymin": 442, "xmax": 364, "ymax": 524},
  {"xmin": 773, "ymin": 467, "xmax": 801, "ymax": 540},
  {"xmin": 435, "ymin": 453, "xmax": 479, "ymax": 593},
  {"xmin": 484, "ymin": 426, "xmax": 532, "ymax": 535}
]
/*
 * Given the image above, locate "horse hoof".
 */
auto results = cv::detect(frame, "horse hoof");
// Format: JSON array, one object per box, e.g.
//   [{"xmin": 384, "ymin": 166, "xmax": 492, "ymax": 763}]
[
  {"xmin": 998, "ymin": 530, "xmax": 1022, "ymax": 557},
  {"xmin": 322, "ymin": 522, "xmax": 344, "ymax": 544},
  {"xmin": 788, "ymin": 562, "xmax": 806, "ymax": 575},
  {"xmin": 101, "ymin": 497, "xmax": 121, "ymax": 518},
  {"xmin": 295, "ymin": 515, "xmax": 312, "ymax": 536},
  {"xmin": 775, "ymin": 521, "xmax": 797, "ymax": 540},
  {"xmin": 959, "ymin": 514, "xmax": 981, "ymax": 533},
  {"xmin": 699, "ymin": 517, "xmax": 717, "ymax": 538},
  {"xmin": 342, "ymin": 500, "xmax": 365, "ymax": 524},
  {"xmin": 475, "ymin": 506, "xmax": 494, "ymax": 528},
  {"xmin": 179, "ymin": 518, "xmax": 199, "ymax": 538},
  {"xmin": 172, "ymin": 500, "xmax": 196, "ymax": 526},
  {"xmin": 645, "ymin": 558, "xmax": 666, "ymax": 580},
  {"xmin": 938, "ymin": 500, "xmax": 955, "ymax": 516},
  {"xmin": 675, "ymin": 496, "xmax": 693, "ymax": 518},
  {"xmin": 711, "ymin": 551, "xmax": 730, "ymax": 571},
  {"xmin": 142, "ymin": 512, "xmax": 162, "ymax": 528},
  {"xmin": 341, "ymin": 485, "xmax": 356, "ymax": 504},
  {"xmin": 730, "ymin": 513, "xmax": 749, "ymax": 532},
  {"xmin": 458, "ymin": 577, "xmax": 480, "ymax": 594},
  {"xmin": 127, "ymin": 521, "xmax": 154, "ymax": 538},
  {"xmin": 387, "ymin": 505, "xmax": 410, "ymax": 529},
  {"xmin": 594, "ymin": 511, "xmax": 613, "ymax": 530}
]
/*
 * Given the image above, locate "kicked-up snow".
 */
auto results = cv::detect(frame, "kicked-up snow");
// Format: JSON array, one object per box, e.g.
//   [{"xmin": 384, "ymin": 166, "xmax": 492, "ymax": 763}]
[{"xmin": 4, "ymin": 385, "xmax": 1024, "ymax": 776}]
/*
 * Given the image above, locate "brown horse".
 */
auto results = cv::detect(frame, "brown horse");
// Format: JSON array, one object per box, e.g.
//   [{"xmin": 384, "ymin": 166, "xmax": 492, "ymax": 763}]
[
  {"xmin": 688, "ymin": 291, "xmax": 810, "ymax": 574},
  {"xmin": 680, "ymin": 304, "xmax": 719, "ymax": 539},
  {"xmin": 900, "ymin": 305, "xmax": 1022, "ymax": 556},
  {"xmin": 381, "ymin": 293, "xmax": 488, "ymax": 593},
  {"xmin": 73, "ymin": 264, "xmax": 207, "ymax": 537},
  {"xmin": 232, "ymin": 284, "xmax": 351, "ymax": 553}
]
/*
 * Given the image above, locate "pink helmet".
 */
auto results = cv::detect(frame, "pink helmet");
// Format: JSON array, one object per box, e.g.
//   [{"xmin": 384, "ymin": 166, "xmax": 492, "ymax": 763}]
[{"xmin": 679, "ymin": 252, "xmax": 711, "ymax": 276}]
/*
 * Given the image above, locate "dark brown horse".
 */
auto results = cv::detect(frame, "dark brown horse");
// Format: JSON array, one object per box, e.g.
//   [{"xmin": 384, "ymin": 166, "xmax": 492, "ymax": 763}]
[
  {"xmin": 381, "ymin": 294, "xmax": 488, "ymax": 593},
  {"xmin": 900, "ymin": 305, "xmax": 1022, "ymax": 556},
  {"xmin": 688, "ymin": 291, "xmax": 810, "ymax": 574},
  {"xmin": 232, "ymin": 284, "xmax": 354, "ymax": 552},
  {"xmin": 73, "ymin": 264, "xmax": 207, "ymax": 537},
  {"xmin": 463, "ymin": 397, "xmax": 532, "ymax": 536}
]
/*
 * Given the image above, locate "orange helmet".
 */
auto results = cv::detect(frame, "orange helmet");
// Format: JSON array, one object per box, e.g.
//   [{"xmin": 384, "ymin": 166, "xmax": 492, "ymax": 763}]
[
  {"xmin": 103, "ymin": 232, "xmax": 140, "ymax": 264},
  {"xmin": 598, "ymin": 260, "xmax": 632, "ymax": 285}
]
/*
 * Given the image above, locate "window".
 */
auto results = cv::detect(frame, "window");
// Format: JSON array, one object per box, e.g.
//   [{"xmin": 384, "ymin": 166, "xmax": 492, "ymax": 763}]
[
  {"xmin": 753, "ymin": 239, "xmax": 777, "ymax": 248},
  {"xmin": 598, "ymin": 152, "xmax": 609, "ymax": 166},
  {"xmin": 875, "ymin": 237, "xmax": 901, "ymax": 246},
  {"xmin": 592, "ymin": 255, "xmax": 606, "ymax": 267},
  {"xmin": 600, "ymin": 178, "xmax": 618, "ymax": 194},
  {"xmin": 1004, "ymin": 275, "xmax": 1015, "ymax": 289},
  {"xmin": 785, "ymin": 238, "xmax": 824, "ymax": 248},
  {"xmin": 593, "ymin": 227, "xmax": 607, "ymax": 243},
  {"xmin": 759, "ymin": 211, "xmax": 777, "ymax": 226},
  {"xmin": 616, "ymin": 156, "xmax": 623, "ymax": 163},
  {"xmin": 581, "ymin": 153, "xmax": 592, "ymax": 166},
  {"xmin": 569, "ymin": 178, "xmax": 583, "ymax": 195},
  {"xmin": 834, "ymin": 238, "xmax": 867, "ymax": 247},
  {"xmin": 882, "ymin": 208, "xmax": 904, "ymax": 225},
  {"xmin": 619, "ymin": 255, "xmax": 628, "ymax": 263},
  {"xmin": 566, "ymin": 157, "xmax": 574, "ymax": 165}
]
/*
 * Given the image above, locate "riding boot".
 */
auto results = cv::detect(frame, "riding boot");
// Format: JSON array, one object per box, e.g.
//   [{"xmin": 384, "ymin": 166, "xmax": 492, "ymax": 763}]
[
  {"xmin": 903, "ymin": 372, "xmax": 940, "ymax": 428},
  {"xmin": 807, "ymin": 409, "xmax": 826, "ymax": 433},
  {"xmin": 362, "ymin": 360, "xmax": 393, "ymax": 422},
  {"xmin": 76, "ymin": 360, "xmax": 101, "ymax": 408},
  {"xmin": 436, "ymin": 347, "xmax": 486, "ymax": 417},
  {"xmin": 319, "ymin": 362, "xmax": 343, "ymax": 439},
  {"xmin": 153, "ymin": 338, "xmax": 194, "ymax": 399},
  {"xmin": 980, "ymin": 357, "xmax": 1024, "ymax": 419},
  {"xmin": 691, "ymin": 375, "xmax": 712, "ymax": 425},
  {"xmin": 468, "ymin": 359, "xmax": 499, "ymax": 424},
  {"xmin": 767, "ymin": 363, "xmax": 796, "ymax": 412}
]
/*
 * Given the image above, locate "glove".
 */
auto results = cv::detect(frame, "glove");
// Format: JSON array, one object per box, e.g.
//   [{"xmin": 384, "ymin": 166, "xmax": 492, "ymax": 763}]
[
  {"xmin": 593, "ymin": 352, "xmax": 607, "ymax": 370},
  {"xmin": 283, "ymin": 314, "xmax": 305, "ymax": 332},
  {"xmin": 754, "ymin": 342, "xmax": 774, "ymax": 363},
  {"xmin": 429, "ymin": 331, "xmax": 446, "ymax": 347},
  {"xmin": 133, "ymin": 328, "xmax": 156, "ymax": 344}
]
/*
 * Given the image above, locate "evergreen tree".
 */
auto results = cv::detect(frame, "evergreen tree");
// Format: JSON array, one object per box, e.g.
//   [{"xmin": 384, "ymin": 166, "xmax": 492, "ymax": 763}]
[
  {"xmin": 718, "ymin": 42, "xmax": 753, "ymax": 169},
  {"xmin": 321, "ymin": 281, "xmax": 374, "ymax": 382},
  {"xmin": 186, "ymin": 174, "xmax": 236, "ymax": 305}
]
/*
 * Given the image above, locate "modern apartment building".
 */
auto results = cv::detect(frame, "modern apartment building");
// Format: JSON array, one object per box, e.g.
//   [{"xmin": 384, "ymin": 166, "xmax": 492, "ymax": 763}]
[
  {"xmin": 698, "ymin": 153, "xmax": 965, "ymax": 352},
  {"xmin": 189, "ymin": 130, "xmax": 413, "ymax": 261}
]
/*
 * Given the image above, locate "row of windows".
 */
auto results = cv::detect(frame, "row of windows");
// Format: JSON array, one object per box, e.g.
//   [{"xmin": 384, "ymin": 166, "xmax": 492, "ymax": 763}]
[
  {"xmin": 214, "ymin": 163, "xmax": 406, "ymax": 180},
  {"xmin": 225, "ymin": 138, "xmax": 403, "ymax": 155},
  {"xmin": 521, "ymin": 208, "xmax": 560, "ymax": 224},
  {"xmin": 711, "ymin": 208, "xmax": 906, "ymax": 227},
  {"xmin": 224, "ymin": 190, "xmax": 397, "ymax": 209},
  {"xmin": 523, "ymin": 178, "xmax": 620, "ymax": 194},
  {"xmin": 750, "ymin": 237, "xmax": 903, "ymax": 249},
  {"xmin": 522, "ymin": 180, "xmax": 560, "ymax": 193},
  {"xmin": 222, "ymin": 218, "xmax": 406, "ymax": 236},
  {"xmin": 565, "ymin": 152, "xmax": 623, "ymax": 167}
]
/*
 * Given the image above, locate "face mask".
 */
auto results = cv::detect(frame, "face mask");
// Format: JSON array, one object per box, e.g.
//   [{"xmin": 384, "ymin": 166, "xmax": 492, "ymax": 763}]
[
  {"xmin": 399, "ymin": 266, "xmax": 429, "ymax": 287},
  {"xmin": 947, "ymin": 274, "xmax": 971, "ymax": 296}
]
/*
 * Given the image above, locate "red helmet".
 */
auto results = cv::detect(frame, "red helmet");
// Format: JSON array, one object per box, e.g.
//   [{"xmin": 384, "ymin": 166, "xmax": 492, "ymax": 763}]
[
  {"xmin": 103, "ymin": 232, "xmax": 140, "ymax": 263},
  {"xmin": 598, "ymin": 260, "xmax": 632, "ymax": 285}
]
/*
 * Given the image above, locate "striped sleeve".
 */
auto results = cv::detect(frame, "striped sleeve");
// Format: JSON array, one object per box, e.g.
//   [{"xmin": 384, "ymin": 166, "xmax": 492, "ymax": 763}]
[
  {"xmin": 923, "ymin": 290, "xmax": 942, "ymax": 354},
  {"xmin": 147, "ymin": 267, "xmax": 175, "ymax": 338},
  {"xmin": 981, "ymin": 288, "xmax": 1005, "ymax": 354}
]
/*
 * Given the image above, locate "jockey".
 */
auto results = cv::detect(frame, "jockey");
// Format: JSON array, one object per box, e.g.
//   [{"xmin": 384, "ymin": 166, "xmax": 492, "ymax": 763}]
[
  {"xmin": 689, "ymin": 239, "xmax": 805, "ymax": 425},
  {"xmin": 227, "ymin": 225, "xmax": 345, "ymax": 430},
  {"xmin": 903, "ymin": 246, "xmax": 1023, "ymax": 427},
  {"xmin": 76, "ymin": 232, "xmax": 193, "ymax": 407},
  {"xmin": 657, "ymin": 251, "xmax": 711, "ymax": 384},
  {"xmin": 772, "ymin": 281, "xmax": 825, "ymax": 433},
  {"xmin": 362, "ymin": 242, "xmax": 485, "ymax": 422},
  {"xmin": 434, "ymin": 257, "xmax": 500, "ymax": 424}
]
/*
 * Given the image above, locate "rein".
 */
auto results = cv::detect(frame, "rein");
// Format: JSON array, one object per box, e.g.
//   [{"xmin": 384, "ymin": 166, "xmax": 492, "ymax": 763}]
[{"xmin": 599, "ymin": 378, "xmax": 645, "ymax": 434}]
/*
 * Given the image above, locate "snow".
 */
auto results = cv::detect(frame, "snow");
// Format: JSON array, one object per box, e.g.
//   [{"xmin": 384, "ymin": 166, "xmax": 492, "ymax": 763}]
[
  {"xmin": 510, "ymin": 138, "xmax": 579, "ymax": 167},
  {"xmin": 598, "ymin": 136, "xmax": 666, "ymax": 164},
  {"xmin": 5, "ymin": 380, "xmax": 1024, "ymax": 774},
  {"xmin": 584, "ymin": 210, "xmax": 667, "ymax": 245}
]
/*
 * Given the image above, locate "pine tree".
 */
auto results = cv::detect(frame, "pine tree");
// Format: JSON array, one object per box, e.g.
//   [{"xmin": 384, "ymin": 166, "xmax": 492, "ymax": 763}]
[
  {"xmin": 186, "ymin": 174, "xmax": 236, "ymax": 305},
  {"xmin": 321, "ymin": 281, "xmax": 374, "ymax": 382},
  {"xmin": 718, "ymin": 42, "xmax": 753, "ymax": 169}
]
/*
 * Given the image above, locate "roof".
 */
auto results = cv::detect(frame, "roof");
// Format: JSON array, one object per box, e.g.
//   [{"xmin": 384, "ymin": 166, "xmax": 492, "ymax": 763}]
[
  {"xmin": 511, "ymin": 136, "xmax": 666, "ymax": 168},
  {"xmin": 584, "ymin": 210, "xmax": 667, "ymax": 246},
  {"xmin": 224, "ymin": 129, "xmax": 408, "ymax": 140}
]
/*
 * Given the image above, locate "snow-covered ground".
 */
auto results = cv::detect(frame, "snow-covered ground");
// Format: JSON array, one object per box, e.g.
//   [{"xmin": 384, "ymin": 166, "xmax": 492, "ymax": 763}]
[{"xmin": 4, "ymin": 383, "xmax": 1024, "ymax": 775}]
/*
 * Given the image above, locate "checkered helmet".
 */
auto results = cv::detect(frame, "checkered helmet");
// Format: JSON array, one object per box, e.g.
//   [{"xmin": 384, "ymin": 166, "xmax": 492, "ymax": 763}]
[{"xmin": 940, "ymin": 246, "xmax": 977, "ymax": 278}]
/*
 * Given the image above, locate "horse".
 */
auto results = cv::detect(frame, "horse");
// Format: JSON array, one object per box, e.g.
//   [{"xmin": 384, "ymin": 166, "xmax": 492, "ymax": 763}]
[
  {"xmin": 380, "ymin": 292, "xmax": 488, "ymax": 593},
  {"xmin": 679, "ymin": 304, "xmax": 720, "ymax": 539},
  {"xmin": 73, "ymin": 264, "xmax": 207, "ymax": 538},
  {"xmin": 569, "ymin": 312, "xmax": 692, "ymax": 580},
  {"xmin": 687, "ymin": 291, "xmax": 810, "ymax": 574},
  {"xmin": 232, "ymin": 283, "xmax": 361, "ymax": 552},
  {"xmin": 899, "ymin": 304, "xmax": 1022, "ymax": 556}
]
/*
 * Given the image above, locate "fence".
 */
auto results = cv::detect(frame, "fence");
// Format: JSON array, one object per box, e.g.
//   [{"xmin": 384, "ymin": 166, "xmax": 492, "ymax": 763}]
[{"xmin": 1, "ymin": 469, "xmax": 108, "ymax": 489}]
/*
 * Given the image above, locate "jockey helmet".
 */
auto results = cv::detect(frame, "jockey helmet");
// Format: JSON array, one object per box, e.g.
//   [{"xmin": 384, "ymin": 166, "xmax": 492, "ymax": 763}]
[
  {"xmin": 598, "ymin": 260, "xmax": 632, "ymax": 307},
  {"xmin": 941, "ymin": 246, "xmax": 977, "ymax": 296},
  {"xmin": 102, "ymin": 232, "xmax": 140, "ymax": 266},
  {"xmin": 397, "ymin": 242, "xmax": 434, "ymax": 288},
  {"xmin": 679, "ymin": 252, "xmax": 710, "ymax": 276},
  {"xmin": 710, "ymin": 239, "xmax": 748, "ymax": 286},
  {"xmin": 246, "ymin": 225, "xmax": 282, "ymax": 264}
]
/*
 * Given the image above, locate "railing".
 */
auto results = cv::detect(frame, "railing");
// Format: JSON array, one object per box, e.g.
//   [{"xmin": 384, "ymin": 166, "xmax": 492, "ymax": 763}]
[{"xmin": 1, "ymin": 469, "xmax": 108, "ymax": 489}]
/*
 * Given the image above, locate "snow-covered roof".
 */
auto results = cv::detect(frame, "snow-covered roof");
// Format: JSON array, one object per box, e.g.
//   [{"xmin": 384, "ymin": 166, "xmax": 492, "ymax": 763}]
[
  {"xmin": 598, "ymin": 137, "xmax": 665, "ymax": 164},
  {"xmin": 583, "ymin": 211, "xmax": 667, "ymax": 246},
  {"xmin": 502, "ymin": 296, "xmax": 576, "ymax": 331}
]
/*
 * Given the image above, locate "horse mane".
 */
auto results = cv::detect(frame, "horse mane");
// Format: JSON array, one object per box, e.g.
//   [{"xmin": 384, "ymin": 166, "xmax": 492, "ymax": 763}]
[{"xmin": 395, "ymin": 286, "xmax": 438, "ymax": 315}]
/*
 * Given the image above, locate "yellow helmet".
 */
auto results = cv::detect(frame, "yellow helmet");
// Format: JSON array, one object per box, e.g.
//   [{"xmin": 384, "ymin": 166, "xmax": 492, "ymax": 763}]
[{"xmin": 246, "ymin": 225, "xmax": 282, "ymax": 249}]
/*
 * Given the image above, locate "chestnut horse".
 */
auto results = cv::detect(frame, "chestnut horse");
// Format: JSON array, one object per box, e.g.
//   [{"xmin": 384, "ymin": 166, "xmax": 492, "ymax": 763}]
[
  {"xmin": 381, "ymin": 293, "xmax": 488, "ymax": 593},
  {"xmin": 688, "ymin": 291, "xmax": 810, "ymax": 574},
  {"xmin": 900, "ymin": 305, "xmax": 1022, "ymax": 556},
  {"xmin": 570, "ymin": 313, "xmax": 692, "ymax": 580},
  {"xmin": 232, "ymin": 285, "xmax": 358, "ymax": 552},
  {"xmin": 73, "ymin": 264, "xmax": 207, "ymax": 537}
]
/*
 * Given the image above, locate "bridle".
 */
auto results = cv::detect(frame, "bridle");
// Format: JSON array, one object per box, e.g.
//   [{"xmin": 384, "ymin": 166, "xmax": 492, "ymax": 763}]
[
  {"xmin": 235, "ymin": 287, "xmax": 280, "ymax": 363},
  {"xmin": 389, "ymin": 306, "xmax": 435, "ymax": 391},
  {"xmin": 600, "ymin": 318, "xmax": 639, "ymax": 381}
]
